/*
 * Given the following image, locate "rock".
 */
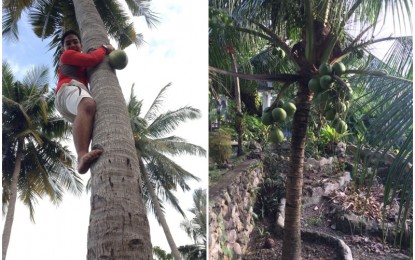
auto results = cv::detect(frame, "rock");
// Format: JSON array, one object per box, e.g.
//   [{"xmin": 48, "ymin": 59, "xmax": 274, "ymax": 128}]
[
  {"xmin": 302, "ymin": 186, "xmax": 323, "ymax": 206},
  {"xmin": 305, "ymin": 158, "xmax": 320, "ymax": 170},
  {"xmin": 227, "ymin": 229, "xmax": 237, "ymax": 243},
  {"xmin": 275, "ymin": 198, "xmax": 286, "ymax": 232},
  {"xmin": 248, "ymin": 149, "xmax": 263, "ymax": 159},
  {"xmin": 232, "ymin": 242, "xmax": 242, "ymax": 258},
  {"xmin": 301, "ymin": 230, "xmax": 353, "ymax": 260},
  {"xmin": 281, "ymin": 142, "xmax": 291, "ymax": 150},
  {"xmin": 323, "ymin": 182, "xmax": 340, "ymax": 195},
  {"xmin": 248, "ymin": 141, "xmax": 262, "ymax": 151},
  {"xmin": 384, "ymin": 153, "xmax": 395, "ymax": 165},
  {"xmin": 338, "ymin": 171, "xmax": 351, "ymax": 189},
  {"xmin": 336, "ymin": 142, "xmax": 347, "ymax": 157},
  {"xmin": 319, "ymin": 157, "xmax": 334, "ymax": 168},
  {"xmin": 209, "ymin": 160, "xmax": 263, "ymax": 259}
]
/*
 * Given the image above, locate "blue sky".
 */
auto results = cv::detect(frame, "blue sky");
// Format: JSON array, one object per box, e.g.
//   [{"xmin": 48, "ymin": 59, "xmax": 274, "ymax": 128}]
[{"xmin": 2, "ymin": 0, "xmax": 208, "ymax": 259}]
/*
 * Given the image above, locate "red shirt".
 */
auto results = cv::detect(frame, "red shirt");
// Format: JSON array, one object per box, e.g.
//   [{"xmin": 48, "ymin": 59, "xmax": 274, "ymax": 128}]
[{"xmin": 56, "ymin": 46, "xmax": 107, "ymax": 93}]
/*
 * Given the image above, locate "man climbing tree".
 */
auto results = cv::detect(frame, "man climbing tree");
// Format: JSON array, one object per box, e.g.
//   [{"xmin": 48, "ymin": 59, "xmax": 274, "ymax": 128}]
[{"xmin": 55, "ymin": 30, "xmax": 115, "ymax": 174}]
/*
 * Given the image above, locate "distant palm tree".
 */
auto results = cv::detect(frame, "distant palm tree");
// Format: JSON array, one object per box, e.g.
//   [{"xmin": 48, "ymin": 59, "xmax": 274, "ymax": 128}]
[
  {"xmin": 127, "ymin": 83, "xmax": 206, "ymax": 260},
  {"xmin": 179, "ymin": 188, "xmax": 207, "ymax": 260},
  {"xmin": 153, "ymin": 246, "xmax": 173, "ymax": 260},
  {"xmin": 2, "ymin": 61, "xmax": 82, "ymax": 260}
]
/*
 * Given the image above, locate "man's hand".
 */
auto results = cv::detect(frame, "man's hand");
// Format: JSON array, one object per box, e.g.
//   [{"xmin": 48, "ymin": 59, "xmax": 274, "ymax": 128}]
[{"xmin": 102, "ymin": 44, "xmax": 115, "ymax": 54}]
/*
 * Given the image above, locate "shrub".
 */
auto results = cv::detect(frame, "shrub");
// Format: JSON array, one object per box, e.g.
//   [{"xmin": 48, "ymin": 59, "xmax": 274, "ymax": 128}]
[{"xmin": 209, "ymin": 128, "xmax": 232, "ymax": 166}]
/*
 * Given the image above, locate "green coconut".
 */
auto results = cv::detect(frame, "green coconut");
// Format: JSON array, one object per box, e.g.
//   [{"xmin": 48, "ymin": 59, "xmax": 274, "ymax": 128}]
[
  {"xmin": 319, "ymin": 63, "xmax": 332, "ymax": 75},
  {"xmin": 283, "ymin": 102, "xmax": 296, "ymax": 116},
  {"xmin": 320, "ymin": 75, "xmax": 333, "ymax": 90},
  {"xmin": 334, "ymin": 119, "xmax": 348, "ymax": 134},
  {"xmin": 272, "ymin": 107, "xmax": 287, "ymax": 122},
  {"xmin": 335, "ymin": 101, "xmax": 347, "ymax": 114},
  {"xmin": 269, "ymin": 128, "xmax": 284, "ymax": 144},
  {"xmin": 324, "ymin": 109, "xmax": 337, "ymax": 121},
  {"xmin": 344, "ymin": 100, "xmax": 350, "ymax": 110},
  {"xmin": 333, "ymin": 62, "xmax": 346, "ymax": 76},
  {"xmin": 109, "ymin": 50, "xmax": 128, "ymax": 70},
  {"xmin": 308, "ymin": 78, "xmax": 321, "ymax": 93}
]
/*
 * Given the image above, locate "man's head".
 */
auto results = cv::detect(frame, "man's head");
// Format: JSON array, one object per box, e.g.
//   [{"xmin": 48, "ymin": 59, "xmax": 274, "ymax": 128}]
[{"xmin": 61, "ymin": 30, "xmax": 82, "ymax": 52}]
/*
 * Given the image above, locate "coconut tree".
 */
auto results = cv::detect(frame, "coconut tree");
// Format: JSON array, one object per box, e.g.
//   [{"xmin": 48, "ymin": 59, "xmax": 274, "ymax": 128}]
[
  {"xmin": 2, "ymin": 61, "xmax": 82, "ymax": 260},
  {"xmin": 153, "ymin": 246, "xmax": 173, "ymax": 260},
  {"xmin": 178, "ymin": 188, "xmax": 207, "ymax": 260},
  {"xmin": 209, "ymin": 1, "xmax": 412, "ymax": 258},
  {"xmin": 3, "ymin": 0, "xmax": 159, "ymax": 258},
  {"xmin": 127, "ymin": 83, "xmax": 206, "ymax": 260}
]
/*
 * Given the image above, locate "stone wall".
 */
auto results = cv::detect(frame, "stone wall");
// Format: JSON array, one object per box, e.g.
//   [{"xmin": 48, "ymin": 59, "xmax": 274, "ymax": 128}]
[{"xmin": 209, "ymin": 159, "xmax": 263, "ymax": 260}]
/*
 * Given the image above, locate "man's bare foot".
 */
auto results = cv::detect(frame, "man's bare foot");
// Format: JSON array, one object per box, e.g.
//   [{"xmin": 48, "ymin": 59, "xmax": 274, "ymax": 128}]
[{"xmin": 77, "ymin": 149, "xmax": 103, "ymax": 174}]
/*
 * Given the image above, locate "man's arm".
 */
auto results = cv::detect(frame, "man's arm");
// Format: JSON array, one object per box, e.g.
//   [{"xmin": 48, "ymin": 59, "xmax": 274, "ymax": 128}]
[{"xmin": 61, "ymin": 47, "xmax": 107, "ymax": 67}]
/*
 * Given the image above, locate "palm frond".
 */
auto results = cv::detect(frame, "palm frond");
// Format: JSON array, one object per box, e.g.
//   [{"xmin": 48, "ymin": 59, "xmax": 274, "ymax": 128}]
[
  {"xmin": 2, "ymin": 62, "xmax": 79, "ymax": 222},
  {"xmin": 95, "ymin": 0, "xmax": 142, "ymax": 49},
  {"xmin": 2, "ymin": 9, "xmax": 20, "ymax": 42},
  {"xmin": 124, "ymin": 0, "xmax": 160, "ymax": 29},
  {"xmin": 147, "ymin": 107, "xmax": 201, "ymax": 138},
  {"xmin": 144, "ymin": 82, "xmax": 172, "ymax": 122},
  {"xmin": 148, "ymin": 136, "xmax": 207, "ymax": 157},
  {"xmin": 29, "ymin": 0, "xmax": 63, "ymax": 40}
]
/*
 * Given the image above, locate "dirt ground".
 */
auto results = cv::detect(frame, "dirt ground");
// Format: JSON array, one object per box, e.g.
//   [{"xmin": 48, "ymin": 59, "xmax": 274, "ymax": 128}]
[
  {"xmin": 244, "ymin": 204, "xmax": 410, "ymax": 260},
  {"xmin": 242, "ymin": 142, "xmax": 412, "ymax": 259}
]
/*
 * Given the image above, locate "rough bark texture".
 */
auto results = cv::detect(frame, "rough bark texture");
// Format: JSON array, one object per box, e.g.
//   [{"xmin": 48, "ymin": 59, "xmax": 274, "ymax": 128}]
[
  {"xmin": 139, "ymin": 159, "xmax": 182, "ymax": 260},
  {"xmin": 282, "ymin": 84, "xmax": 312, "ymax": 260},
  {"xmin": 2, "ymin": 138, "xmax": 23, "ymax": 260},
  {"xmin": 72, "ymin": 0, "xmax": 152, "ymax": 259}
]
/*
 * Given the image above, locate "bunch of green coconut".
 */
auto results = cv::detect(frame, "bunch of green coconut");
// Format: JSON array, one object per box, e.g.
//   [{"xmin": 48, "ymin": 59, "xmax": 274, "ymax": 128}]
[
  {"xmin": 261, "ymin": 100, "xmax": 296, "ymax": 144},
  {"xmin": 308, "ymin": 61, "xmax": 351, "ymax": 134}
]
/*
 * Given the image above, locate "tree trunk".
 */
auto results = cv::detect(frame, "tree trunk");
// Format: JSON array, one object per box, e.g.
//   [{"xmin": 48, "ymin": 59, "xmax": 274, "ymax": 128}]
[
  {"xmin": 282, "ymin": 84, "xmax": 312, "ymax": 260},
  {"xmin": 2, "ymin": 138, "xmax": 24, "ymax": 260},
  {"xmin": 228, "ymin": 50, "xmax": 244, "ymax": 156},
  {"xmin": 72, "ymin": 0, "xmax": 152, "ymax": 259},
  {"xmin": 139, "ymin": 159, "xmax": 182, "ymax": 260}
]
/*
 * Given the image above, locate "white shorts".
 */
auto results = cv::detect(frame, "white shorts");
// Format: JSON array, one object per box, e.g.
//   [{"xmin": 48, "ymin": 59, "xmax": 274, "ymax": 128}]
[{"xmin": 55, "ymin": 80, "xmax": 93, "ymax": 123}]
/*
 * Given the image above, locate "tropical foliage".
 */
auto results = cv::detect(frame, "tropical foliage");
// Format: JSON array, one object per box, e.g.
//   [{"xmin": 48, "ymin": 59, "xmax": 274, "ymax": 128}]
[
  {"xmin": 2, "ymin": 0, "xmax": 159, "ymax": 76},
  {"xmin": 127, "ymin": 83, "xmax": 205, "ymax": 217},
  {"xmin": 153, "ymin": 246, "xmax": 173, "ymax": 260},
  {"xmin": 2, "ymin": 61, "xmax": 82, "ymax": 218},
  {"xmin": 209, "ymin": 0, "xmax": 412, "ymax": 258},
  {"xmin": 179, "ymin": 188, "xmax": 207, "ymax": 260},
  {"xmin": 2, "ymin": 0, "xmax": 159, "ymax": 73},
  {"xmin": 2, "ymin": 61, "xmax": 82, "ymax": 258},
  {"xmin": 127, "ymin": 83, "xmax": 206, "ymax": 259}
]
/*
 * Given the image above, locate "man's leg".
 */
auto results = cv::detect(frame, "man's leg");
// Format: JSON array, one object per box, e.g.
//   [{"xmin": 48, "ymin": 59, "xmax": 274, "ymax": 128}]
[{"xmin": 73, "ymin": 97, "xmax": 102, "ymax": 174}]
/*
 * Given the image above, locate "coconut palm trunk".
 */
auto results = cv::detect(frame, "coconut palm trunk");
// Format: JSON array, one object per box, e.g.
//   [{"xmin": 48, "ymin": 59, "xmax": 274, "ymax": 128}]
[
  {"xmin": 228, "ymin": 47, "xmax": 244, "ymax": 156},
  {"xmin": 72, "ymin": 0, "xmax": 152, "ymax": 258},
  {"xmin": 282, "ymin": 84, "xmax": 312, "ymax": 260},
  {"xmin": 138, "ymin": 159, "xmax": 182, "ymax": 260},
  {"xmin": 2, "ymin": 138, "xmax": 23, "ymax": 260}
]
